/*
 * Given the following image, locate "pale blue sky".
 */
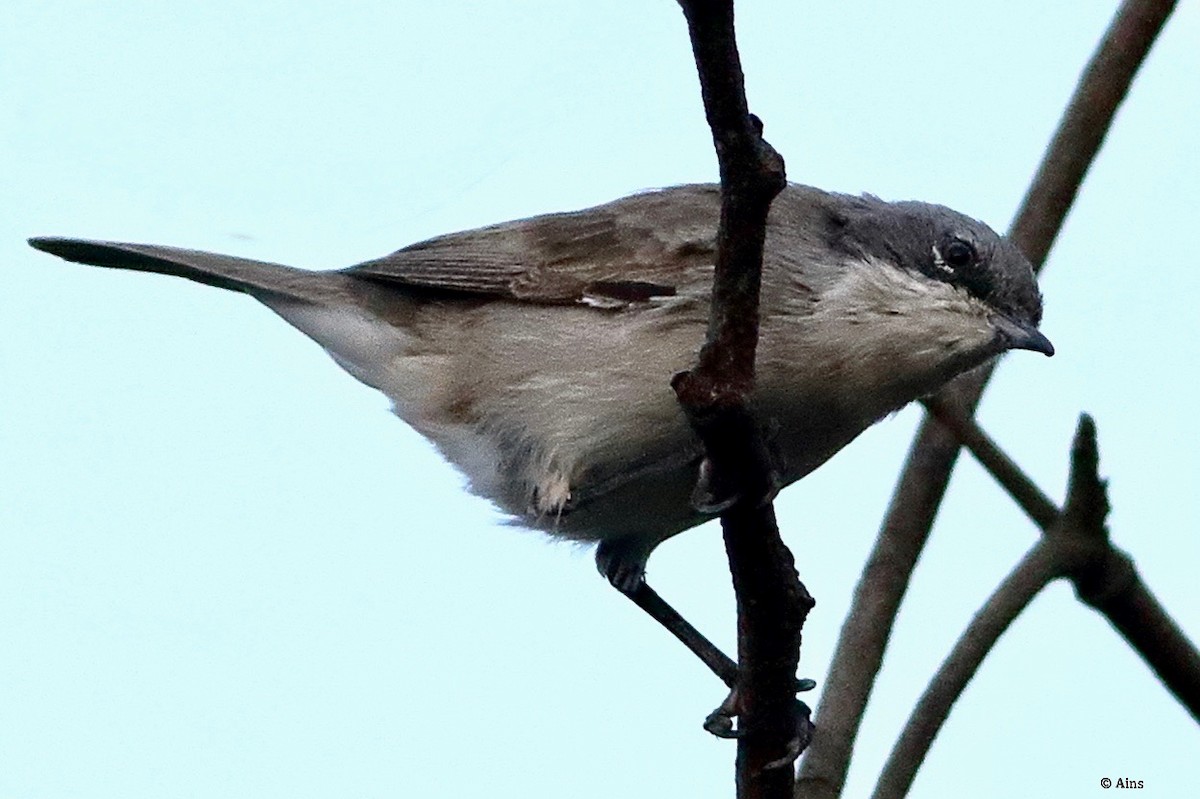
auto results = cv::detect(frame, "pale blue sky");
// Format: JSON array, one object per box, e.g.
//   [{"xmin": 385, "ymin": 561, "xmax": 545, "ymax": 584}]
[{"xmin": 3, "ymin": 2, "xmax": 1198, "ymax": 797}]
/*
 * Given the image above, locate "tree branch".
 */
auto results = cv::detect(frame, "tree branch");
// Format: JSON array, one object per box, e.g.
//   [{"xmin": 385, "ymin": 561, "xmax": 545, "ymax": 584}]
[
  {"xmin": 869, "ymin": 542, "xmax": 1061, "ymax": 799},
  {"xmin": 925, "ymin": 404, "xmax": 1200, "ymax": 721},
  {"xmin": 795, "ymin": 3, "xmax": 1178, "ymax": 795},
  {"xmin": 873, "ymin": 414, "xmax": 1200, "ymax": 796},
  {"xmin": 1058, "ymin": 417, "xmax": 1200, "ymax": 722},
  {"xmin": 672, "ymin": 2, "xmax": 813, "ymax": 797},
  {"xmin": 920, "ymin": 395, "xmax": 1058, "ymax": 531},
  {"xmin": 870, "ymin": 417, "xmax": 1103, "ymax": 798}
]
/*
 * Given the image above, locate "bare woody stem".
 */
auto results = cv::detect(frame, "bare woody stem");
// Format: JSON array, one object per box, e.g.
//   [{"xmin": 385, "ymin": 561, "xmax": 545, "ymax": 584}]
[
  {"xmin": 873, "ymin": 414, "xmax": 1200, "ymax": 798},
  {"xmin": 869, "ymin": 542, "xmax": 1061, "ymax": 799},
  {"xmin": 795, "ymin": 3, "xmax": 1179, "ymax": 796},
  {"xmin": 673, "ymin": 2, "xmax": 814, "ymax": 798}
]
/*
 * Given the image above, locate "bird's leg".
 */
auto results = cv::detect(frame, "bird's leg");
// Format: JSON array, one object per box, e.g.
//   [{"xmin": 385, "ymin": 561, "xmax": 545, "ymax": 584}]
[
  {"xmin": 597, "ymin": 536, "xmax": 816, "ymax": 754},
  {"xmin": 628, "ymin": 581, "xmax": 740, "ymax": 687},
  {"xmin": 596, "ymin": 537, "xmax": 739, "ymax": 688}
]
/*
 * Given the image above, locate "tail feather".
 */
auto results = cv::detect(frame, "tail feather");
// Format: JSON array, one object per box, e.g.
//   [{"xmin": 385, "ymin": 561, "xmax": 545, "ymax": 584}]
[
  {"xmin": 28, "ymin": 237, "xmax": 335, "ymax": 302},
  {"xmin": 28, "ymin": 237, "xmax": 422, "ymax": 404}
]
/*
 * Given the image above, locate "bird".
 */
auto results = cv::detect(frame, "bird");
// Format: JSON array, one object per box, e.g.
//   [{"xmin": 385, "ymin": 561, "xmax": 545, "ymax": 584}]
[{"xmin": 29, "ymin": 182, "xmax": 1051, "ymax": 680}]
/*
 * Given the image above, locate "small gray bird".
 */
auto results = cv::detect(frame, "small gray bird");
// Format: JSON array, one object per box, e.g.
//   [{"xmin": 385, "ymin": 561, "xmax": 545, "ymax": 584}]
[{"xmin": 30, "ymin": 183, "xmax": 1050, "ymax": 672}]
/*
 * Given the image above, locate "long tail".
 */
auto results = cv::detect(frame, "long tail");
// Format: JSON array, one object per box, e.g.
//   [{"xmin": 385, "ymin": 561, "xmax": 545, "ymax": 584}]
[
  {"xmin": 29, "ymin": 237, "xmax": 425, "ymax": 405},
  {"xmin": 28, "ymin": 237, "xmax": 339, "ymax": 303}
]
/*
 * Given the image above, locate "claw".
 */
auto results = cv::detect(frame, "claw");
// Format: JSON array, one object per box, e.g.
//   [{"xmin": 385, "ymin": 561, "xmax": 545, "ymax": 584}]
[
  {"xmin": 763, "ymin": 699, "xmax": 814, "ymax": 770},
  {"xmin": 689, "ymin": 422, "xmax": 786, "ymax": 514},
  {"xmin": 702, "ymin": 687, "xmax": 816, "ymax": 772},
  {"xmin": 691, "ymin": 457, "xmax": 740, "ymax": 514},
  {"xmin": 703, "ymin": 689, "xmax": 742, "ymax": 738}
]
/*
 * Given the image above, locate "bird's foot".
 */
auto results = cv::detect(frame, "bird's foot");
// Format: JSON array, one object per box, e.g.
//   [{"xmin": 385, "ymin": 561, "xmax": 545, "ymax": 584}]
[
  {"xmin": 703, "ymin": 679, "xmax": 817, "ymax": 770},
  {"xmin": 690, "ymin": 419, "xmax": 785, "ymax": 514}
]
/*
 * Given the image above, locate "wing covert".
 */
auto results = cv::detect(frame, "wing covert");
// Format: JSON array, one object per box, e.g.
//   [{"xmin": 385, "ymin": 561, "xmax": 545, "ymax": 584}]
[{"xmin": 343, "ymin": 184, "xmax": 721, "ymax": 306}]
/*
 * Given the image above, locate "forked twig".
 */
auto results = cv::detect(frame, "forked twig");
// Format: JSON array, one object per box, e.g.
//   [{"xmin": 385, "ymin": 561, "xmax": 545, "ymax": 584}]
[{"xmin": 872, "ymin": 410, "xmax": 1200, "ymax": 798}]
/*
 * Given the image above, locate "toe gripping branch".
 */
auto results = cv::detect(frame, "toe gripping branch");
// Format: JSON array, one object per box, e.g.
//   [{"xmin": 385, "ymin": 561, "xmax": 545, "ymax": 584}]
[
  {"xmin": 621, "ymin": 576, "xmax": 817, "ymax": 769},
  {"xmin": 602, "ymin": 391, "xmax": 816, "ymax": 771},
  {"xmin": 690, "ymin": 413, "xmax": 786, "ymax": 515},
  {"xmin": 705, "ymin": 682, "xmax": 817, "ymax": 771}
]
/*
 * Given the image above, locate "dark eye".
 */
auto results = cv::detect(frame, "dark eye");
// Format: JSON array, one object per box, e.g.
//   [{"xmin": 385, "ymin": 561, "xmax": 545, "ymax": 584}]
[{"xmin": 944, "ymin": 239, "xmax": 976, "ymax": 268}]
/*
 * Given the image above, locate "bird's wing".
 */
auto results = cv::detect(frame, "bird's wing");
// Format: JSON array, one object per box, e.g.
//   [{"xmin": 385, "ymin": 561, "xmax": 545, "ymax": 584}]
[{"xmin": 343, "ymin": 184, "xmax": 721, "ymax": 307}]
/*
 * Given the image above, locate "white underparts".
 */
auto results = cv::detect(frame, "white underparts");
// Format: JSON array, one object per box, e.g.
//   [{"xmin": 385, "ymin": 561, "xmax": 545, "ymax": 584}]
[{"xmin": 260, "ymin": 261, "xmax": 1001, "ymax": 542}]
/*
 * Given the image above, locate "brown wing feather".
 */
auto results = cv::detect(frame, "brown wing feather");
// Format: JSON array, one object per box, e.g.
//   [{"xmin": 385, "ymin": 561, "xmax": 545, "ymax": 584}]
[{"xmin": 343, "ymin": 184, "xmax": 721, "ymax": 306}]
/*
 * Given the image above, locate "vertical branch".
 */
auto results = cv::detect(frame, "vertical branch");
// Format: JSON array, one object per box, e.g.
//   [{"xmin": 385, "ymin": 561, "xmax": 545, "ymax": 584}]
[
  {"xmin": 672, "ymin": 2, "xmax": 813, "ymax": 797},
  {"xmin": 674, "ymin": 0, "xmax": 785, "ymax": 391},
  {"xmin": 796, "ymin": 2, "xmax": 1178, "ymax": 797}
]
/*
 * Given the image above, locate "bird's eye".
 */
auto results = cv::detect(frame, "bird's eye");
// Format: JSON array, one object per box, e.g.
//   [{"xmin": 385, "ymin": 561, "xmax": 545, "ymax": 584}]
[{"xmin": 944, "ymin": 240, "xmax": 975, "ymax": 268}]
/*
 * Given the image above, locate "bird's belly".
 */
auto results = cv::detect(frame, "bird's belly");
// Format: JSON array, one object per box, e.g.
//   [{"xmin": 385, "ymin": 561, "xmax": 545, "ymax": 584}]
[{"xmin": 505, "ymin": 392, "xmax": 882, "ymax": 545}]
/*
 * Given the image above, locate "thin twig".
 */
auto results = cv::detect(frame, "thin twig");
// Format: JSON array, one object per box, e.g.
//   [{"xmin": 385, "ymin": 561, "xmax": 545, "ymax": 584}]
[
  {"xmin": 870, "ymin": 542, "xmax": 1062, "ymax": 799},
  {"xmin": 926, "ymin": 405, "xmax": 1200, "ymax": 721},
  {"xmin": 921, "ymin": 396, "xmax": 1057, "ymax": 530},
  {"xmin": 795, "ymin": 3, "xmax": 1178, "ymax": 795},
  {"xmin": 1058, "ymin": 417, "xmax": 1200, "ymax": 722},
  {"xmin": 870, "ymin": 416, "xmax": 1105, "ymax": 798},
  {"xmin": 874, "ymin": 414, "xmax": 1200, "ymax": 797},
  {"xmin": 673, "ymin": 2, "xmax": 813, "ymax": 796}
]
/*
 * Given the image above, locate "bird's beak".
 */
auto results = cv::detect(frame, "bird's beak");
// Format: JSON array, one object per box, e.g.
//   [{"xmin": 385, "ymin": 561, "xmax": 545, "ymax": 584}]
[{"xmin": 991, "ymin": 313, "xmax": 1054, "ymax": 356}]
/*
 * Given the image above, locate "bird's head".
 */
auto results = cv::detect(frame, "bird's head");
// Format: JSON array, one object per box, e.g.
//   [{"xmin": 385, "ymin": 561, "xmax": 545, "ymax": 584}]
[{"xmin": 826, "ymin": 194, "xmax": 1052, "ymax": 360}]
